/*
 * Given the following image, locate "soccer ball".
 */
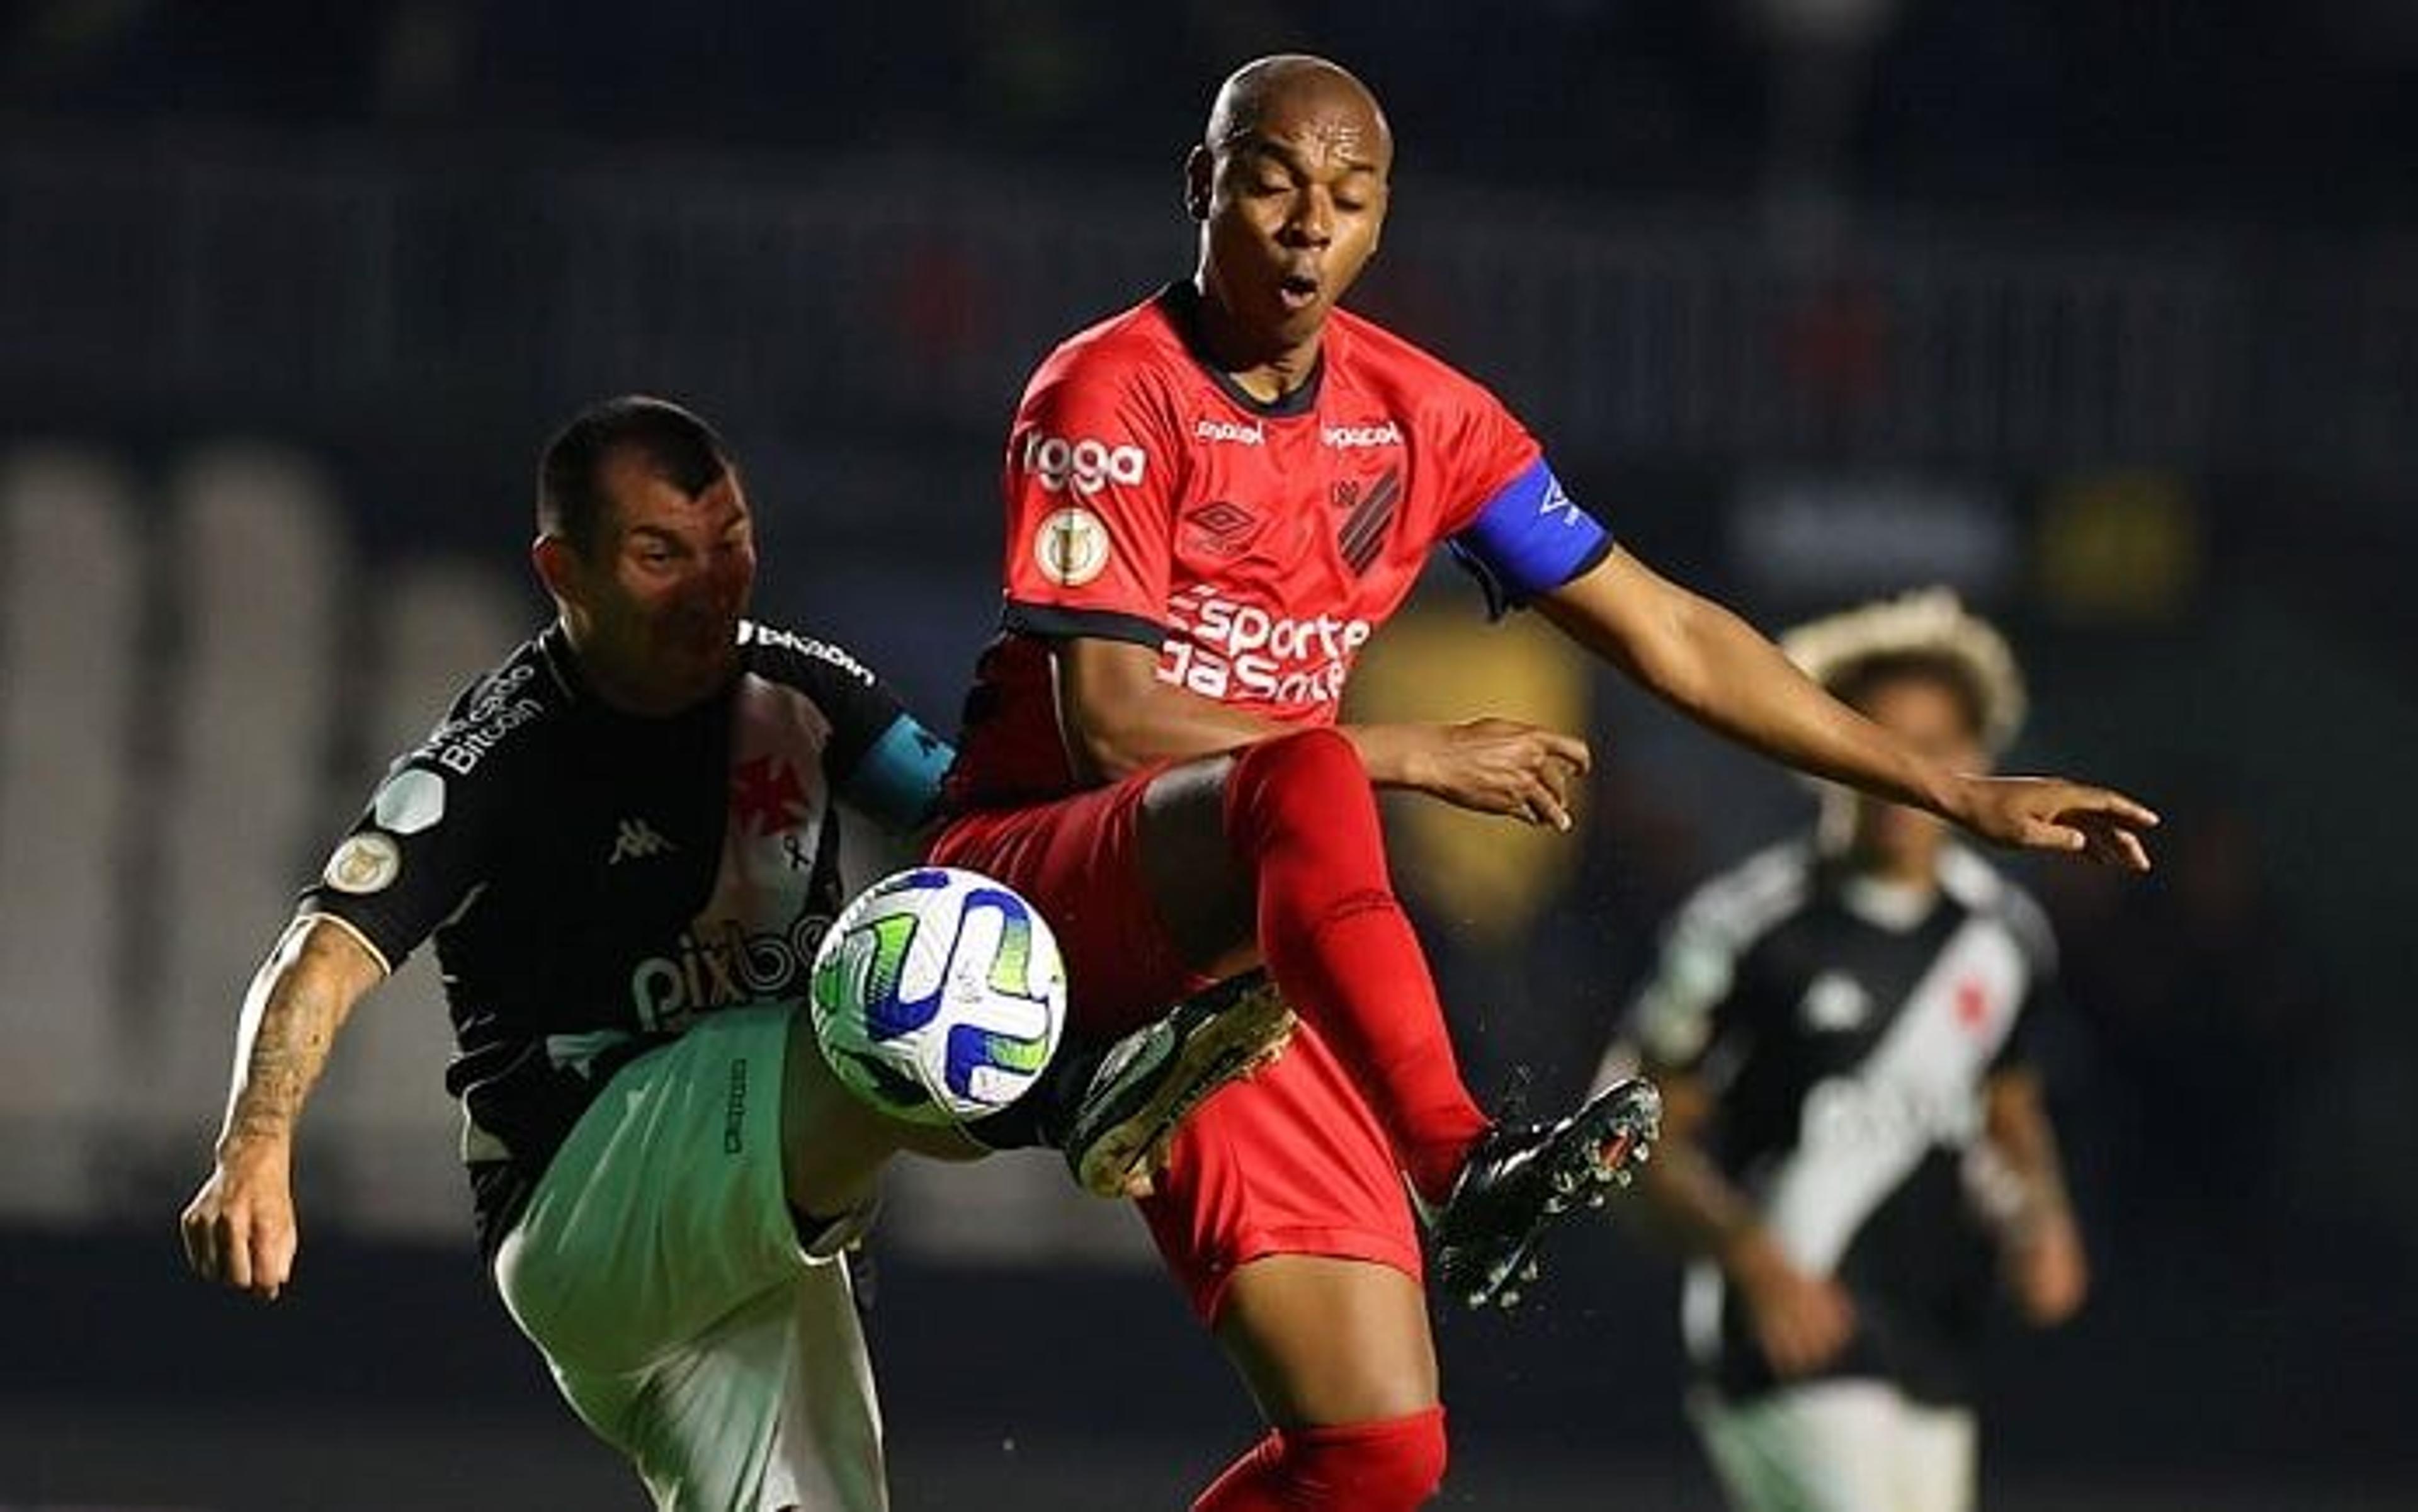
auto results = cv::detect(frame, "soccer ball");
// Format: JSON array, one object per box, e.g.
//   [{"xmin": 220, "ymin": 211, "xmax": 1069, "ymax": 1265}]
[{"xmin": 808, "ymin": 866, "xmax": 1068, "ymax": 1127}]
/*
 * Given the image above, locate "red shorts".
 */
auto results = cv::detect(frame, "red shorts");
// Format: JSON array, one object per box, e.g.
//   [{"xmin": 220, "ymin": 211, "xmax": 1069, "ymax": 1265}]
[{"xmin": 932, "ymin": 778, "xmax": 1424, "ymax": 1322}]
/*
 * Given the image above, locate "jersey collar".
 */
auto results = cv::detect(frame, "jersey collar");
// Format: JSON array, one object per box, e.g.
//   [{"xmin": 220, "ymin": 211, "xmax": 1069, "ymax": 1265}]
[{"xmin": 1156, "ymin": 280, "xmax": 1325, "ymax": 419}]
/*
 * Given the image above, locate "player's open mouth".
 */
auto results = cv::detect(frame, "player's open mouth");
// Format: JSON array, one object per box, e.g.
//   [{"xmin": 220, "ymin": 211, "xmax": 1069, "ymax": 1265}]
[{"xmin": 1277, "ymin": 273, "xmax": 1320, "ymax": 310}]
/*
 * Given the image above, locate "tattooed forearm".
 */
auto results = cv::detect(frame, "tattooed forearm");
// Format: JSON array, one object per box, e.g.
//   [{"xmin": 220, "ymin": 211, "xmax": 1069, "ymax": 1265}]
[{"xmin": 215, "ymin": 918, "xmax": 385, "ymax": 1158}]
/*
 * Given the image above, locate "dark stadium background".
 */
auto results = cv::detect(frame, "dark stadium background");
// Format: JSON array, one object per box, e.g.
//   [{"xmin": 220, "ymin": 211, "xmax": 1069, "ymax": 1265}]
[{"xmin": 3, "ymin": 3, "xmax": 2413, "ymax": 1507}]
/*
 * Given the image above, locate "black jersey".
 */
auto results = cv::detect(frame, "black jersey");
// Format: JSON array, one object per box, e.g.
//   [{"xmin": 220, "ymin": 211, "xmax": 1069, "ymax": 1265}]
[
  {"xmin": 1623, "ymin": 839, "xmax": 2060, "ymax": 1407},
  {"xmin": 300, "ymin": 620, "xmax": 951, "ymax": 1257}
]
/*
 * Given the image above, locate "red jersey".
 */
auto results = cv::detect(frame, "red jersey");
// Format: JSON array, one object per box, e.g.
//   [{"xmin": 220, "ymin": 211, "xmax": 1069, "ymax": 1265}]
[{"xmin": 946, "ymin": 281, "xmax": 1607, "ymax": 809}]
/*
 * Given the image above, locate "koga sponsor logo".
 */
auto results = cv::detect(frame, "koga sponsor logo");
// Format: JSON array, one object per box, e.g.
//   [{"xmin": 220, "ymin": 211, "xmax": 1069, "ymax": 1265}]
[
  {"xmin": 1320, "ymin": 420, "xmax": 1403, "ymax": 450},
  {"xmin": 1021, "ymin": 430, "xmax": 1146, "ymax": 494},
  {"xmin": 1194, "ymin": 418, "xmax": 1265, "ymax": 446},
  {"xmin": 1160, "ymin": 588, "xmax": 1373, "ymax": 708},
  {"xmin": 631, "ymin": 911, "xmax": 834, "ymax": 1032}
]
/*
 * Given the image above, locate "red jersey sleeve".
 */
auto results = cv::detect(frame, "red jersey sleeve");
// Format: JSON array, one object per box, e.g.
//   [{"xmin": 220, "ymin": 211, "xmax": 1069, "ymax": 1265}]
[
  {"xmin": 1433, "ymin": 376, "xmax": 1546, "ymax": 537},
  {"xmin": 997, "ymin": 350, "xmax": 1181, "ymax": 649}
]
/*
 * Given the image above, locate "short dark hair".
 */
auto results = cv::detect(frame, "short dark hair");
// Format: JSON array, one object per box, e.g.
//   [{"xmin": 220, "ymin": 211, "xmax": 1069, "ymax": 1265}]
[
  {"xmin": 1829, "ymin": 652, "xmax": 1991, "ymax": 743},
  {"xmin": 537, "ymin": 395, "xmax": 732, "ymax": 557}
]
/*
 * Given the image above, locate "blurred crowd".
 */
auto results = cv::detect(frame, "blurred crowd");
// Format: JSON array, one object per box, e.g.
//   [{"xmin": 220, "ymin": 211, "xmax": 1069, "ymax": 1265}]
[{"xmin": 6, "ymin": 0, "xmax": 2415, "ymax": 214}]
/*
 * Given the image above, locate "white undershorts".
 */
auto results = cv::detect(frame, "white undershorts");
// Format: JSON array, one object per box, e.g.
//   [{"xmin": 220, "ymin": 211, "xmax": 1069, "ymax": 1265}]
[
  {"xmin": 1693, "ymin": 1378, "xmax": 1977, "ymax": 1512},
  {"xmin": 494, "ymin": 1004, "xmax": 885, "ymax": 1512}
]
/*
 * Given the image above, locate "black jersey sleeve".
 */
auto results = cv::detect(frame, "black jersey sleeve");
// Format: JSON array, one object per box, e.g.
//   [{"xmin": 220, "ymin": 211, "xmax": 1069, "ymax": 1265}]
[
  {"xmin": 1625, "ymin": 844, "xmax": 1810, "ymax": 1079},
  {"xmin": 741, "ymin": 622, "xmax": 954, "ymax": 833},
  {"xmin": 294, "ymin": 648, "xmax": 551, "ymax": 972},
  {"xmin": 298, "ymin": 750, "xmax": 514, "ymax": 974}
]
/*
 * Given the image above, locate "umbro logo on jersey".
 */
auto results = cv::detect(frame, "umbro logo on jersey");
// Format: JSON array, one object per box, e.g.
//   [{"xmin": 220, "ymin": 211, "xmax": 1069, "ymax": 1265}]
[
  {"xmin": 1538, "ymin": 475, "xmax": 1586, "ymax": 526},
  {"xmin": 609, "ymin": 819, "xmax": 676, "ymax": 865},
  {"xmin": 1186, "ymin": 499, "xmax": 1260, "ymax": 557}
]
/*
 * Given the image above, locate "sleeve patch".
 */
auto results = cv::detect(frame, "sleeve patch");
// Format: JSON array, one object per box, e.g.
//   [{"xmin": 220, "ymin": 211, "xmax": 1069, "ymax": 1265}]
[
  {"xmin": 322, "ymin": 833, "xmax": 402, "ymax": 895},
  {"xmin": 371, "ymin": 767, "xmax": 447, "ymax": 836},
  {"xmin": 1032, "ymin": 506, "xmax": 1114, "ymax": 587}
]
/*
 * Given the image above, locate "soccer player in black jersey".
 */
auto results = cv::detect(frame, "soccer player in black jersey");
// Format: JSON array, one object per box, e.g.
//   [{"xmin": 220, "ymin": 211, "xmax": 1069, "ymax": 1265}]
[
  {"xmin": 1605, "ymin": 591, "xmax": 2090, "ymax": 1512},
  {"xmin": 177, "ymin": 396, "xmax": 1289, "ymax": 1512}
]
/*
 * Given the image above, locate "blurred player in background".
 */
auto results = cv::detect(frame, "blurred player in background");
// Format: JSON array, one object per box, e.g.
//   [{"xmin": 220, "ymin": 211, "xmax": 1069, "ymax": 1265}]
[
  {"xmin": 1603, "ymin": 590, "xmax": 2091, "ymax": 1512},
  {"xmin": 178, "ymin": 396, "xmax": 1284, "ymax": 1512},
  {"xmin": 932, "ymin": 55, "xmax": 2153, "ymax": 1511}
]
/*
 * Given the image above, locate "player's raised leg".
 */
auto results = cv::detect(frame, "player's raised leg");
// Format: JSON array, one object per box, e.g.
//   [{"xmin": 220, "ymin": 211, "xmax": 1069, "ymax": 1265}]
[{"xmin": 1133, "ymin": 728, "xmax": 1660, "ymax": 1305}]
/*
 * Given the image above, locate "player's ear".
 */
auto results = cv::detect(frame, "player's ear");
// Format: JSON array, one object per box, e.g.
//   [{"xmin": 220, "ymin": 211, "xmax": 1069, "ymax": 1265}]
[
  {"xmin": 1183, "ymin": 145, "xmax": 1213, "ymax": 221},
  {"xmin": 531, "ymin": 533, "xmax": 581, "ymax": 605}
]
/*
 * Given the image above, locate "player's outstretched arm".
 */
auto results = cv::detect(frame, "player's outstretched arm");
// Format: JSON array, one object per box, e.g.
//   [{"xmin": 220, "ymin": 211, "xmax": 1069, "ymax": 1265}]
[
  {"xmin": 178, "ymin": 916, "xmax": 387, "ymax": 1300},
  {"xmin": 1057, "ymin": 637, "xmax": 1590, "ymax": 827},
  {"xmin": 1536, "ymin": 549, "xmax": 2157, "ymax": 870}
]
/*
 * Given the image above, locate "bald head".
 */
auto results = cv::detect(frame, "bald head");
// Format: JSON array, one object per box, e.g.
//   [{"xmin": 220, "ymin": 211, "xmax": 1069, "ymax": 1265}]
[
  {"xmin": 1185, "ymin": 55, "xmax": 1394, "ymax": 376},
  {"xmin": 1205, "ymin": 55, "xmax": 1392, "ymax": 168}
]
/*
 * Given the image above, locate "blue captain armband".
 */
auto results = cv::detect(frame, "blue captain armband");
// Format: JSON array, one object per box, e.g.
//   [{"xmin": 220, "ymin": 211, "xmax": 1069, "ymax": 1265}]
[
  {"xmin": 1445, "ymin": 458, "xmax": 1615, "ymax": 620},
  {"xmin": 843, "ymin": 714, "xmax": 956, "ymax": 831}
]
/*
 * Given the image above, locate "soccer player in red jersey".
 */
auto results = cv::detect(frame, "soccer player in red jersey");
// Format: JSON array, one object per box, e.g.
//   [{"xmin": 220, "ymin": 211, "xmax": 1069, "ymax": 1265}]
[{"xmin": 932, "ymin": 55, "xmax": 2159, "ymax": 1511}]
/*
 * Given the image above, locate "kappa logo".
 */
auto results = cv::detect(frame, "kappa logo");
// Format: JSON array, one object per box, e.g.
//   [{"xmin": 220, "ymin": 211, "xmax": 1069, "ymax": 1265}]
[
  {"xmin": 1800, "ymin": 970, "xmax": 1873, "ymax": 1032},
  {"xmin": 609, "ymin": 818, "xmax": 676, "ymax": 865},
  {"xmin": 1021, "ymin": 430, "xmax": 1146, "ymax": 495}
]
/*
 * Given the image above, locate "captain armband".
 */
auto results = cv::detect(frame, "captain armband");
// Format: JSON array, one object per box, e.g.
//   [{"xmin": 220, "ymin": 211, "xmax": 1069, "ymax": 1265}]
[{"xmin": 1445, "ymin": 458, "xmax": 1613, "ymax": 619}]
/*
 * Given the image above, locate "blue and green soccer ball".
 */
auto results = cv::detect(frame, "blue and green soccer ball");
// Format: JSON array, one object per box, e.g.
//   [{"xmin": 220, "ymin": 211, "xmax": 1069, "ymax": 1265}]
[{"xmin": 809, "ymin": 866, "xmax": 1067, "ymax": 1126}]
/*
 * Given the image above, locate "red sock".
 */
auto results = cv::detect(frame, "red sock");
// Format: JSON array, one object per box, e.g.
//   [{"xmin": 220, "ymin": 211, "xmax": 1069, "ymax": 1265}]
[
  {"xmin": 1226, "ymin": 730, "xmax": 1489, "ymax": 1203},
  {"xmin": 1193, "ymin": 1407, "xmax": 1449, "ymax": 1511}
]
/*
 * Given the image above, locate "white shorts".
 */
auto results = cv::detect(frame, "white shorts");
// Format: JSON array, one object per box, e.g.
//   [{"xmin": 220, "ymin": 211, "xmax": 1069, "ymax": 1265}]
[
  {"xmin": 494, "ymin": 1004, "xmax": 886, "ymax": 1512},
  {"xmin": 1692, "ymin": 1380, "xmax": 1976, "ymax": 1512}
]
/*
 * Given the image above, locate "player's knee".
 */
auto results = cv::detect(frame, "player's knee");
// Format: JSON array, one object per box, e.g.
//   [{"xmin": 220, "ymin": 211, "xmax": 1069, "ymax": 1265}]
[
  {"xmin": 1226, "ymin": 728, "xmax": 1380, "ymax": 849},
  {"xmin": 1288, "ymin": 1407, "xmax": 1450, "ymax": 1509}
]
